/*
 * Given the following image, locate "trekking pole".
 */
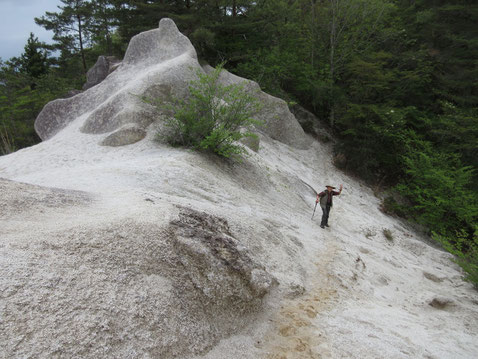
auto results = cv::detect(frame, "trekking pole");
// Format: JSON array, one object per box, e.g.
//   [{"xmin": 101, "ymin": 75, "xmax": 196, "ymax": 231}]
[{"xmin": 311, "ymin": 201, "xmax": 318, "ymax": 220}]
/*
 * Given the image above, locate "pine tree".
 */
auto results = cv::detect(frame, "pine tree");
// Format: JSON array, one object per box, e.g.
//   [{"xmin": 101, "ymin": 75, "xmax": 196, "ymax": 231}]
[
  {"xmin": 20, "ymin": 33, "xmax": 49, "ymax": 88},
  {"xmin": 401, "ymin": 0, "xmax": 478, "ymax": 107},
  {"xmin": 35, "ymin": 0, "xmax": 94, "ymax": 73},
  {"xmin": 90, "ymin": 0, "xmax": 117, "ymax": 56}
]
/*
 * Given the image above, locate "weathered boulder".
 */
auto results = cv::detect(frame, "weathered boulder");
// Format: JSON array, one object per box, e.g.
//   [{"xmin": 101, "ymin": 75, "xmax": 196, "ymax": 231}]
[
  {"xmin": 34, "ymin": 18, "xmax": 308, "ymax": 149},
  {"xmin": 290, "ymin": 104, "xmax": 334, "ymax": 142},
  {"xmin": 82, "ymin": 56, "xmax": 121, "ymax": 91},
  {"xmin": 290, "ymin": 104, "xmax": 319, "ymax": 134},
  {"xmin": 100, "ymin": 124, "xmax": 147, "ymax": 147},
  {"xmin": 428, "ymin": 296, "xmax": 455, "ymax": 310},
  {"xmin": 123, "ymin": 20, "xmax": 196, "ymax": 67},
  {"xmin": 35, "ymin": 18, "xmax": 199, "ymax": 142},
  {"xmin": 106, "ymin": 56, "xmax": 122, "ymax": 73},
  {"xmin": 83, "ymin": 56, "xmax": 108, "ymax": 90},
  {"xmin": 34, "ymin": 96, "xmax": 83, "ymax": 140},
  {"xmin": 170, "ymin": 207, "xmax": 276, "ymax": 307}
]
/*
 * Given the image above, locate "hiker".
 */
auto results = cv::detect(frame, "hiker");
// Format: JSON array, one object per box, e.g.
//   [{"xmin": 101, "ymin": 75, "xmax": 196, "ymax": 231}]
[{"xmin": 316, "ymin": 184, "xmax": 343, "ymax": 228}]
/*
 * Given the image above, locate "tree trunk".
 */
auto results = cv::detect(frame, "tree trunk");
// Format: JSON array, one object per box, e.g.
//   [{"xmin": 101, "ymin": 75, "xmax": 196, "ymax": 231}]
[
  {"xmin": 329, "ymin": 0, "xmax": 337, "ymax": 127},
  {"xmin": 106, "ymin": 32, "xmax": 112, "ymax": 56},
  {"xmin": 77, "ymin": 14, "xmax": 87, "ymax": 73}
]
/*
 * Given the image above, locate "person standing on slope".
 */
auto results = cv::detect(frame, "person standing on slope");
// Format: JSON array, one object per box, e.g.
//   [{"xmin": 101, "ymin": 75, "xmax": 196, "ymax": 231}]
[{"xmin": 316, "ymin": 184, "xmax": 343, "ymax": 228}]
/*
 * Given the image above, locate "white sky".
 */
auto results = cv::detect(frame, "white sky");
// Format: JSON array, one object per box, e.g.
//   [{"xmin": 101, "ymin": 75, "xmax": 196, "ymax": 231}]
[{"xmin": 0, "ymin": 0, "xmax": 62, "ymax": 61}]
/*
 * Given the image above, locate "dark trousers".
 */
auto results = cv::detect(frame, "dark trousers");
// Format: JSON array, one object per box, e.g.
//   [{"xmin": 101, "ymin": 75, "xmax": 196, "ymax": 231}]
[{"xmin": 321, "ymin": 204, "xmax": 331, "ymax": 227}]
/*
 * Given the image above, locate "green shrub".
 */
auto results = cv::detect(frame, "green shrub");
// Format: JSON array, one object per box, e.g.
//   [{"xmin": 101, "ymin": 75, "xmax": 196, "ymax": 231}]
[
  {"xmin": 434, "ymin": 229, "xmax": 478, "ymax": 288},
  {"xmin": 396, "ymin": 143, "xmax": 478, "ymax": 286},
  {"xmin": 190, "ymin": 27, "xmax": 215, "ymax": 59},
  {"xmin": 0, "ymin": 120, "xmax": 16, "ymax": 155},
  {"xmin": 380, "ymin": 196, "xmax": 408, "ymax": 218},
  {"xmin": 396, "ymin": 146, "xmax": 477, "ymax": 236},
  {"xmin": 383, "ymin": 228, "xmax": 394, "ymax": 242},
  {"xmin": 151, "ymin": 64, "xmax": 261, "ymax": 158}
]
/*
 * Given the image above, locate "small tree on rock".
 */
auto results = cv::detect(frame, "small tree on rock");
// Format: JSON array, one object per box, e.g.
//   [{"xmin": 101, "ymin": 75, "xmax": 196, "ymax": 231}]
[{"xmin": 149, "ymin": 64, "xmax": 261, "ymax": 158}]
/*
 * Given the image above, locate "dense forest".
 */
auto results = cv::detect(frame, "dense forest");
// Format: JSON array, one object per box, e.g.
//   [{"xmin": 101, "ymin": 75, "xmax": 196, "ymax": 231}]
[{"xmin": 0, "ymin": 0, "xmax": 477, "ymax": 284}]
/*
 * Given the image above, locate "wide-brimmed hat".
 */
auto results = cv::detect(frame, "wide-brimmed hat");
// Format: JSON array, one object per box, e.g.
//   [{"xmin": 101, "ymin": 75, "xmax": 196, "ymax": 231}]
[{"xmin": 325, "ymin": 185, "xmax": 336, "ymax": 189}]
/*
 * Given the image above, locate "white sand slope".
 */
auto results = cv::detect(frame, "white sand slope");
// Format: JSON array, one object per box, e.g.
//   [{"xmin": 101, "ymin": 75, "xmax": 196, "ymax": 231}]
[
  {"xmin": 1, "ymin": 19, "xmax": 477, "ymax": 359},
  {"xmin": 1, "ymin": 123, "xmax": 477, "ymax": 358}
]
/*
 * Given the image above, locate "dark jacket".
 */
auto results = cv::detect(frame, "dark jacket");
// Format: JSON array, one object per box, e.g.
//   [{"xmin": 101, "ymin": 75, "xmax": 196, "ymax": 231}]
[{"xmin": 318, "ymin": 190, "xmax": 340, "ymax": 209}]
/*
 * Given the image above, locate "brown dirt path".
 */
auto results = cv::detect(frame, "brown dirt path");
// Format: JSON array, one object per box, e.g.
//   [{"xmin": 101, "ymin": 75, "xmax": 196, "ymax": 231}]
[{"xmin": 260, "ymin": 240, "xmax": 340, "ymax": 359}]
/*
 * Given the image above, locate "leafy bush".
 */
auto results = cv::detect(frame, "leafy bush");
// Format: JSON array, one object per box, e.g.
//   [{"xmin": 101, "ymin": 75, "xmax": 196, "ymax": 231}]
[
  {"xmin": 335, "ymin": 104, "xmax": 421, "ymax": 182},
  {"xmin": 396, "ymin": 142, "xmax": 478, "ymax": 286},
  {"xmin": 151, "ymin": 64, "xmax": 261, "ymax": 158},
  {"xmin": 0, "ymin": 120, "xmax": 15, "ymax": 155},
  {"xmin": 190, "ymin": 27, "xmax": 215, "ymax": 59},
  {"xmin": 434, "ymin": 229, "xmax": 478, "ymax": 288},
  {"xmin": 380, "ymin": 196, "xmax": 408, "ymax": 218},
  {"xmin": 396, "ymin": 146, "xmax": 477, "ymax": 236}
]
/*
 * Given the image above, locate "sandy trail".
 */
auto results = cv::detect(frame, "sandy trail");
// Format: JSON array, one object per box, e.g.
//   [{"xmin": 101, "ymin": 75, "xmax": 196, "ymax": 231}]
[
  {"xmin": 261, "ymin": 239, "xmax": 340, "ymax": 359},
  {"xmin": 1, "ymin": 117, "xmax": 477, "ymax": 359}
]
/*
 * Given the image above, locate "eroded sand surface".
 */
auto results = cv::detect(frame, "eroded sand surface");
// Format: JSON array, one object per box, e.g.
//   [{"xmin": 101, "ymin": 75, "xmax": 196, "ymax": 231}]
[{"xmin": 1, "ymin": 119, "xmax": 476, "ymax": 358}]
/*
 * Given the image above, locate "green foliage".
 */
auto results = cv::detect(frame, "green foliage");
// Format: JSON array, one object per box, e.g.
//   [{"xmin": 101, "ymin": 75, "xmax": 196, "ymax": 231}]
[
  {"xmin": 189, "ymin": 27, "xmax": 215, "ymax": 60},
  {"xmin": 0, "ymin": 59, "xmax": 76, "ymax": 151},
  {"xmin": 396, "ymin": 144, "xmax": 477, "ymax": 236},
  {"xmin": 434, "ymin": 229, "xmax": 478, "ymax": 287},
  {"xmin": 89, "ymin": 0, "xmax": 117, "ymax": 56},
  {"xmin": 383, "ymin": 228, "xmax": 394, "ymax": 242},
  {"xmin": 429, "ymin": 104, "xmax": 478, "ymax": 181},
  {"xmin": 35, "ymin": 0, "xmax": 94, "ymax": 73},
  {"xmin": 151, "ymin": 64, "xmax": 261, "ymax": 158},
  {"xmin": 20, "ymin": 33, "xmax": 49, "ymax": 83},
  {"xmin": 404, "ymin": 0, "xmax": 478, "ymax": 107},
  {"xmin": 0, "ymin": 120, "xmax": 15, "ymax": 155},
  {"xmin": 381, "ymin": 196, "xmax": 408, "ymax": 218},
  {"xmin": 335, "ymin": 104, "xmax": 421, "ymax": 182}
]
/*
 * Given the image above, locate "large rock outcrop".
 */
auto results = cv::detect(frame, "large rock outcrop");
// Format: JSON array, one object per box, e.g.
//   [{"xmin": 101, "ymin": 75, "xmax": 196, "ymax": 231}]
[
  {"xmin": 0, "ymin": 179, "xmax": 277, "ymax": 358},
  {"xmin": 2, "ymin": 16, "xmax": 477, "ymax": 359},
  {"xmin": 35, "ymin": 18, "xmax": 198, "ymax": 142},
  {"xmin": 34, "ymin": 18, "xmax": 308, "ymax": 149}
]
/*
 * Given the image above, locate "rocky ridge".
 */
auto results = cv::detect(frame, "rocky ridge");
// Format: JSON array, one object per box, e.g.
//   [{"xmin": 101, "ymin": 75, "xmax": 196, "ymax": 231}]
[{"xmin": 1, "ymin": 18, "xmax": 477, "ymax": 359}]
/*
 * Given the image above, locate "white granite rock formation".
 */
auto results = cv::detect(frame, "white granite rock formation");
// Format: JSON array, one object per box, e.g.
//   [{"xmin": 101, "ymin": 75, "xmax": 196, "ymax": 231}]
[
  {"xmin": 35, "ymin": 18, "xmax": 307, "ymax": 149},
  {"xmin": 1, "ymin": 18, "xmax": 477, "ymax": 359}
]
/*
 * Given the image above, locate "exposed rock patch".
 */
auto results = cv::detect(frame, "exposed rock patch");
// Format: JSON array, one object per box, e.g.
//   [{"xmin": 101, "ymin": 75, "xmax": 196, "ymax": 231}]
[
  {"xmin": 34, "ymin": 18, "xmax": 198, "ymax": 141},
  {"xmin": 170, "ymin": 207, "xmax": 276, "ymax": 307},
  {"xmin": 0, "ymin": 206, "xmax": 276, "ymax": 359},
  {"xmin": 290, "ymin": 104, "xmax": 330, "ymax": 141},
  {"xmin": 428, "ymin": 296, "xmax": 455, "ymax": 310},
  {"xmin": 123, "ymin": 18, "xmax": 196, "ymax": 67},
  {"xmin": 100, "ymin": 124, "xmax": 147, "ymax": 146},
  {"xmin": 83, "ymin": 55, "xmax": 121, "ymax": 90},
  {"xmin": 34, "ymin": 18, "xmax": 308, "ymax": 153},
  {"xmin": 423, "ymin": 271, "xmax": 445, "ymax": 283},
  {"xmin": 0, "ymin": 178, "xmax": 91, "ymax": 219}
]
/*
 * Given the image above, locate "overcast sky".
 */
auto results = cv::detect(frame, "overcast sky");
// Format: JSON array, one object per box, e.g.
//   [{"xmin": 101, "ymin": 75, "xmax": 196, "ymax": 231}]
[{"xmin": 0, "ymin": 0, "xmax": 62, "ymax": 61}]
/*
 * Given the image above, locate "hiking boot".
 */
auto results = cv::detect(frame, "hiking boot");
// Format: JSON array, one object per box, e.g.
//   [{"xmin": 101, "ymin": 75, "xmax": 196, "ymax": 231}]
[
  {"xmin": 320, "ymin": 225, "xmax": 325, "ymax": 229},
  {"xmin": 325, "ymin": 224, "xmax": 329, "ymax": 227}
]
